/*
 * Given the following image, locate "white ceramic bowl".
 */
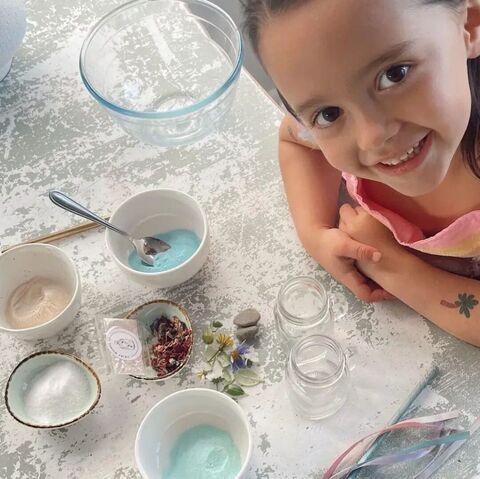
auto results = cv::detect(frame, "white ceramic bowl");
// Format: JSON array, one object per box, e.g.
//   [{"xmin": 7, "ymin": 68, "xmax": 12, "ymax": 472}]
[
  {"xmin": 0, "ymin": 244, "xmax": 82, "ymax": 340},
  {"xmin": 135, "ymin": 388, "xmax": 252, "ymax": 479},
  {"xmin": 5, "ymin": 351, "xmax": 101, "ymax": 429},
  {"xmin": 106, "ymin": 189, "xmax": 209, "ymax": 287},
  {"xmin": 126, "ymin": 299, "xmax": 193, "ymax": 381}
]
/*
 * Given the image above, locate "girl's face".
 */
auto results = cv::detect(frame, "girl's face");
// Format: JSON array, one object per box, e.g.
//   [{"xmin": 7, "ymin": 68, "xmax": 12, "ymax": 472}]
[{"xmin": 259, "ymin": 0, "xmax": 479, "ymax": 197}]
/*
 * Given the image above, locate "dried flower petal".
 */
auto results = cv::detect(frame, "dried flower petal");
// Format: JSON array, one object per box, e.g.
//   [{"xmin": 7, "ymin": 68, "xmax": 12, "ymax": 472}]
[{"xmin": 148, "ymin": 315, "xmax": 192, "ymax": 377}]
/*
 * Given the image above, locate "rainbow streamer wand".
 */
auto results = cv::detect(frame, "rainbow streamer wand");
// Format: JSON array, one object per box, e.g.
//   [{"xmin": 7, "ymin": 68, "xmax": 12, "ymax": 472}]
[
  {"xmin": 323, "ymin": 367, "xmax": 480, "ymax": 479},
  {"xmin": 347, "ymin": 366, "xmax": 439, "ymax": 479}
]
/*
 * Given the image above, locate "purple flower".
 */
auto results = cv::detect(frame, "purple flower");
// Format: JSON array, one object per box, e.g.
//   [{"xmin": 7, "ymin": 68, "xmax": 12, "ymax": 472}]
[
  {"xmin": 230, "ymin": 342, "xmax": 250, "ymax": 372},
  {"xmin": 236, "ymin": 342, "xmax": 250, "ymax": 355}
]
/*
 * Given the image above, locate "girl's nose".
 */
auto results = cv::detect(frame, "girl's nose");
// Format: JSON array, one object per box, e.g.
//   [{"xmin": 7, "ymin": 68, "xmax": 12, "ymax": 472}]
[{"xmin": 353, "ymin": 103, "xmax": 401, "ymax": 153}]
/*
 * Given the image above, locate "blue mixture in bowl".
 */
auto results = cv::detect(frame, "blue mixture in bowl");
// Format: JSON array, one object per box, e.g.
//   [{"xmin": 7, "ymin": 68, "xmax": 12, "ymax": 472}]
[{"xmin": 128, "ymin": 229, "xmax": 201, "ymax": 273}]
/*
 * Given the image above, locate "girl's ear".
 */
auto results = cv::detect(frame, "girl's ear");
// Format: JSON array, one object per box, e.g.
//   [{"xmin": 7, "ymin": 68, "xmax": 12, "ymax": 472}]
[{"xmin": 464, "ymin": 0, "xmax": 480, "ymax": 58}]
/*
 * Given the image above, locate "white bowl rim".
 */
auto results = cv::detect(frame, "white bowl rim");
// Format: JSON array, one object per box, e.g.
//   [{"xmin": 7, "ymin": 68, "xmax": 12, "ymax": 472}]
[
  {"xmin": 106, "ymin": 188, "xmax": 209, "ymax": 277},
  {"xmin": 79, "ymin": 0, "xmax": 244, "ymax": 119},
  {"xmin": 134, "ymin": 387, "xmax": 253, "ymax": 478},
  {"xmin": 4, "ymin": 350, "xmax": 102, "ymax": 429},
  {"xmin": 0, "ymin": 243, "xmax": 81, "ymax": 333}
]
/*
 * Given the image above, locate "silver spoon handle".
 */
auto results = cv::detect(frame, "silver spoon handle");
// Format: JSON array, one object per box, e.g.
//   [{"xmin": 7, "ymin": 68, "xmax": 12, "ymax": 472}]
[{"xmin": 49, "ymin": 190, "xmax": 129, "ymax": 238}]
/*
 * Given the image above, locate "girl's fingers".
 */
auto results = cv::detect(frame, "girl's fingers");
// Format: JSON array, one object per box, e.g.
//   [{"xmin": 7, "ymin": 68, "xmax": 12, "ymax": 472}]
[
  {"xmin": 369, "ymin": 288, "xmax": 396, "ymax": 301},
  {"xmin": 338, "ymin": 237, "xmax": 382, "ymax": 263},
  {"xmin": 339, "ymin": 203, "xmax": 356, "ymax": 219},
  {"xmin": 364, "ymin": 278, "xmax": 396, "ymax": 301},
  {"xmin": 341, "ymin": 268, "xmax": 394, "ymax": 302},
  {"xmin": 341, "ymin": 268, "xmax": 381, "ymax": 303},
  {"xmin": 355, "ymin": 206, "xmax": 365, "ymax": 214}
]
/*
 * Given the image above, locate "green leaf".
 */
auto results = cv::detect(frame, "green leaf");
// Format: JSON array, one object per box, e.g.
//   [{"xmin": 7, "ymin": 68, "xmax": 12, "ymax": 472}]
[
  {"xmin": 224, "ymin": 384, "xmax": 246, "ymax": 397},
  {"xmin": 205, "ymin": 345, "xmax": 218, "ymax": 362},
  {"xmin": 223, "ymin": 368, "xmax": 233, "ymax": 383},
  {"xmin": 217, "ymin": 351, "xmax": 230, "ymax": 368},
  {"xmin": 234, "ymin": 369, "xmax": 263, "ymax": 387},
  {"xmin": 212, "ymin": 321, "xmax": 223, "ymax": 328}
]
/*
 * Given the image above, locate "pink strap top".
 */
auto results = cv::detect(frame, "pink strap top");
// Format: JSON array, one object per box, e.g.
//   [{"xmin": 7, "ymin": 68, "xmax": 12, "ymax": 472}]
[
  {"xmin": 343, "ymin": 173, "xmax": 480, "ymax": 258},
  {"xmin": 343, "ymin": 173, "xmax": 480, "ymax": 279}
]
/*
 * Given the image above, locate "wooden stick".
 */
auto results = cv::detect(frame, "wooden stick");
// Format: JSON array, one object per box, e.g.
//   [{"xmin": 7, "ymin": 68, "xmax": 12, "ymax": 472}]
[{"xmin": 1, "ymin": 217, "xmax": 110, "ymax": 253}]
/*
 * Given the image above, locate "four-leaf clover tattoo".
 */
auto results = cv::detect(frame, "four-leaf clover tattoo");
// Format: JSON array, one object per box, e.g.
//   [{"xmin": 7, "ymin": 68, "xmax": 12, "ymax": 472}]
[{"xmin": 440, "ymin": 293, "xmax": 479, "ymax": 319}]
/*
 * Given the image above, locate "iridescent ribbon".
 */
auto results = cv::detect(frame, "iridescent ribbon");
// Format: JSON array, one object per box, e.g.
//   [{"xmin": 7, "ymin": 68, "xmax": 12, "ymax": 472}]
[
  {"xmin": 415, "ymin": 415, "xmax": 480, "ymax": 479},
  {"xmin": 328, "ymin": 431, "xmax": 469, "ymax": 479},
  {"xmin": 323, "ymin": 411, "xmax": 471, "ymax": 479}
]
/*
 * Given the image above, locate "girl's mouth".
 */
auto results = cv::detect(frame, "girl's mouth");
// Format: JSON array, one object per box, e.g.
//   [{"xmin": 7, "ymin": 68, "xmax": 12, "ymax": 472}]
[{"xmin": 374, "ymin": 132, "xmax": 432, "ymax": 176}]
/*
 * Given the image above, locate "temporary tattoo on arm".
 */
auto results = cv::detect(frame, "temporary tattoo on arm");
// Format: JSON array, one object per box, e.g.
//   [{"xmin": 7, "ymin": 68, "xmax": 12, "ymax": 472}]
[{"xmin": 440, "ymin": 293, "xmax": 479, "ymax": 318}]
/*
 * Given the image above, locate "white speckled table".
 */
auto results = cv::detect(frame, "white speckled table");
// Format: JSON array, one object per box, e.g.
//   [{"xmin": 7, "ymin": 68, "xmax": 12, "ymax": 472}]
[{"xmin": 2, "ymin": 1, "xmax": 480, "ymax": 478}]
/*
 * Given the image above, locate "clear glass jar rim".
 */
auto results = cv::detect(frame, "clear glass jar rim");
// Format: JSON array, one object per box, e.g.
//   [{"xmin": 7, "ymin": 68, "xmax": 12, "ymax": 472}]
[
  {"xmin": 277, "ymin": 276, "xmax": 329, "ymax": 327},
  {"xmin": 79, "ymin": 0, "xmax": 244, "ymax": 119},
  {"xmin": 289, "ymin": 334, "xmax": 346, "ymax": 386}
]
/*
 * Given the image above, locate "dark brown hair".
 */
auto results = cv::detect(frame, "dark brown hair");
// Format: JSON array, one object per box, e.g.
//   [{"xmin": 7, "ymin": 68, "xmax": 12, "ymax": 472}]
[{"xmin": 241, "ymin": 0, "xmax": 480, "ymax": 177}]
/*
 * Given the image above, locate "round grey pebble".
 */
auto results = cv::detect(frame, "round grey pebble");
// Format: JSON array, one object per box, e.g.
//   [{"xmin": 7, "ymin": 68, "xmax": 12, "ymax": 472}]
[
  {"xmin": 235, "ymin": 325, "xmax": 259, "ymax": 342},
  {"xmin": 234, "ymin": 308, "xmax": 261, "ymax": 328}
]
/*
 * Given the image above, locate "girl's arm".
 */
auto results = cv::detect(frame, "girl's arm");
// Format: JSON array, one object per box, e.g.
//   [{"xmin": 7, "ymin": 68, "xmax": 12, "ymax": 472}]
[
  {"xmin": 278, "ymin": 114, "xmax": 342, "ymax": 236},
  {"xmin": 278, "ymin": 115, "xmax": 392, "ymax": 302},
  {"xmin": 339, "ymin": 205, "xmax": 480, "ymax": 346},
  {"xmin": 367, "ymin": 246, "xmax": 480, "ymax": 347}
]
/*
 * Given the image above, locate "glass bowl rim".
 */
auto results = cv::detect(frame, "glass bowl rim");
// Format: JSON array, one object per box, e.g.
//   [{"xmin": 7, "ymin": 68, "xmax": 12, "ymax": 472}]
[{"xmin": 79, "ymin": 0, "xmax": 244, "ymax": 119}]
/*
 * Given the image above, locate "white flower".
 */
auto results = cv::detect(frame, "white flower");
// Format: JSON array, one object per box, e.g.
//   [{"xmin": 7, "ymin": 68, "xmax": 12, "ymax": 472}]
[{"xmin": 205, "ymin": 360, "xmax": 224, "ymax": 382}]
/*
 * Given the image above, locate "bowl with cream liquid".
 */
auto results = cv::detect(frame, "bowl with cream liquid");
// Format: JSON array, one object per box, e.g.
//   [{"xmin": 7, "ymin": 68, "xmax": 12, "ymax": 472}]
[{"xmin": 0, "ymin": 244, "xmax": 81, "ymax": 340}]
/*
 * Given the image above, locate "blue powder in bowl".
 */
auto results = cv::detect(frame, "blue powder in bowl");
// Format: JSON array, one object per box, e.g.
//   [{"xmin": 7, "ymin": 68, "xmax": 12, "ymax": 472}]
[
  {"xmin": 164, "ymin": 425, "xmax": 241, "ymax": 479},
  {"xmin": 128, "ymin": 229, "xmax": 200, "ymax": 273}
]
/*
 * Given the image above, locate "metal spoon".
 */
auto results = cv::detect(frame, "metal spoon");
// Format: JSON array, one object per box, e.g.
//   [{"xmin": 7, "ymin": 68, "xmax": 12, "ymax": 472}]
[{"xmin": 49, "ymin": 190, "xmax": 170, "ymax": 266}]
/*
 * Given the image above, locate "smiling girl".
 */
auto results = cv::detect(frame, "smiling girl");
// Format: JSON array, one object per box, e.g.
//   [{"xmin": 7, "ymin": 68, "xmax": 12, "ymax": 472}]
[{"xmin": 242, "ymin": 0, "xmax": 480, "ymax": 345}]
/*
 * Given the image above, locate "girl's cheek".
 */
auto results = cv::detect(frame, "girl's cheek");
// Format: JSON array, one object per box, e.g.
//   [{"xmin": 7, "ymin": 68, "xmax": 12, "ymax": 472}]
[
  {"xmin": 309, "ymin": 128, "xmax": 351, "ymax": 164},
  {"xmin": 315, "ymin": 141, "xmax": 353, "ymax": 172}
]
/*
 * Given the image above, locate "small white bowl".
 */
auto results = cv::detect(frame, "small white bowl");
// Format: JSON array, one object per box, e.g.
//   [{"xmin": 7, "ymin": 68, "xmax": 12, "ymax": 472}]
[
  {"xmin": 5, "ymin": 351, "xmax": 101, "ymax": 429},
  {"xmin": 0, "ymin": 244, "xmax": 82, "ymax": 340},
  {"xmin": 126, "ymin": 299, "xmax": 193, "ymax": 381},
  {"xmin": 135, "ymin": 388, "xmax": 252, "ymax": 479},
  {"xmin": 106, "ymin": 189, "xmax": 209, "ymax": 288}
]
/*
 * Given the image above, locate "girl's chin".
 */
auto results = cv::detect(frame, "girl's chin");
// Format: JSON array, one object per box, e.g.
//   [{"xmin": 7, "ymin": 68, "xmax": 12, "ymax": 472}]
[{"xmin": 385, "ymin": 171, "xmax": 449, "ymax": 198}]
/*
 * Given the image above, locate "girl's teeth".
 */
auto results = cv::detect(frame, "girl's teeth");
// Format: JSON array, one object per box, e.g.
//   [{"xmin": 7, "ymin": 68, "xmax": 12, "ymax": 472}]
[{"xmin": 381, "ymin": 139, "xmax": 423, "ymax": 166}]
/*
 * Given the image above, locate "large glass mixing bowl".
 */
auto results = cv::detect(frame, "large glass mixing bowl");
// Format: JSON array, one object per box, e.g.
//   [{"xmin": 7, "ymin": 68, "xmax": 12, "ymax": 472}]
[{"xmin": 80, "ymin": 0, "xmax": 243, "ymax": 146}]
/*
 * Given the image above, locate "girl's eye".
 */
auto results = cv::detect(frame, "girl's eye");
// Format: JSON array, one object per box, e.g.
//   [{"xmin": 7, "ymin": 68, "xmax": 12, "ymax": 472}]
[
  {"xmin": 313, "ymin": 106, "xmax": 343, "ymax": 127},
  {"xmin": 378, "ymin": 64, "xmax": 410, "ymax": 90}
]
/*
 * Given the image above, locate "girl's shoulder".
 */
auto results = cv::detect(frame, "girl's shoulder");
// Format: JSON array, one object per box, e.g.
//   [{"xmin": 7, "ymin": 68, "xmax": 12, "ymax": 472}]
[{"xmin": 281, "ymin": 113, "xmax": 320, "ymax": 150}]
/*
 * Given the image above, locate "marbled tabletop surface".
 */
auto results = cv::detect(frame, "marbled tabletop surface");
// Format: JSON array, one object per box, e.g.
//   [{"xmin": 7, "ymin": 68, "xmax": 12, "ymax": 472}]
[{"xmin": 1, "ymin": 1, "xmax": 480, "ymax": 478}]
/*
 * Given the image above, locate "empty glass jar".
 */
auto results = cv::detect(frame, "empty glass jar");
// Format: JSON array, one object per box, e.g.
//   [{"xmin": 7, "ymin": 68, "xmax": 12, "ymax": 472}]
[
  {"xmin": 274, "ymin": 276, "xmax": 333, "ymax": 348},
  {"xmin": 285, "ymin": 334, "xmax": 351, "ymax": 420}
]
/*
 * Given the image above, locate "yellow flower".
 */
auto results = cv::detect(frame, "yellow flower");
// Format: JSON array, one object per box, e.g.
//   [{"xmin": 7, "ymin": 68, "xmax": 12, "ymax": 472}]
[{"xmin": 216, "ymin": 333, "xmax": 234, "ymax": 348}]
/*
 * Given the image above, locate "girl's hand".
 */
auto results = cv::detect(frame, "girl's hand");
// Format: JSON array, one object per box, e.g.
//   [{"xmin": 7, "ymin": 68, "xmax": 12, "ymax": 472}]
[
  {"xmin": 338, "ymin": 204, "xmax": 402, "ymax": 283},
  {"xmin": 338, "ymin": 204, "xmax": 399, "ymax": 252},
  {"xmin": 313, "ymin": 226, "xmax": 394, "ymax": 302}
]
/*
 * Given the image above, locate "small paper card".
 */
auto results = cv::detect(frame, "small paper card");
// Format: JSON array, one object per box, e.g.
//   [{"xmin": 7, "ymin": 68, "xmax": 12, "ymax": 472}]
[{"xmin": 98, "ymin": 318, "xmax": 150, "ymax": 375}]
